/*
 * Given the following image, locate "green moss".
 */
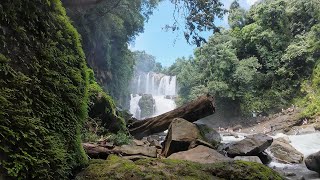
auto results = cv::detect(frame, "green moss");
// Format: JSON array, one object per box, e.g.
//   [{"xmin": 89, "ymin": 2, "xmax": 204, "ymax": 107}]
[
  {"xmin": 85, "ymin": 69, "xmax": 127, "ymax": 134},
  {"xmin": 76, "ymin": 156, "xmax": 283, "ymax": 180},
  {"xmin": 205, "ymin": 160, "xmax": 284, "ymax": 180},
  {"xmin": 0, "ymin": 0, "xmax": 89, "ymax": 179}
]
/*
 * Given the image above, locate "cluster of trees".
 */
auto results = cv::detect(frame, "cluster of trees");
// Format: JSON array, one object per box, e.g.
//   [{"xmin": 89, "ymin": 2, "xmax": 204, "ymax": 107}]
[
  {"xmin": 168, "ymin": 0, "xmax": 320, "ymax": 117},
  {"xmin": 63, "ymin": 0, "xmax": 159, "ymax": 106},
  {"xmin": 133, "ymin": 51, "xmax": 163, "ymax": 73}
]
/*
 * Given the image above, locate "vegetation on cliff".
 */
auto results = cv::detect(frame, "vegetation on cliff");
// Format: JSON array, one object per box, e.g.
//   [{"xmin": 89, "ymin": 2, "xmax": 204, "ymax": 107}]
[{"xmin": 0, "ymin": 0, "xmax": 89, "ymax": 179}]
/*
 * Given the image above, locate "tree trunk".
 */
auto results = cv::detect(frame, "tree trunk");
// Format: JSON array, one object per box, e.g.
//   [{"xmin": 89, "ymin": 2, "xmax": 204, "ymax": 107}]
[{"xmin": 128, "ymin": 94, "xmax": 216, "ymax": 139}]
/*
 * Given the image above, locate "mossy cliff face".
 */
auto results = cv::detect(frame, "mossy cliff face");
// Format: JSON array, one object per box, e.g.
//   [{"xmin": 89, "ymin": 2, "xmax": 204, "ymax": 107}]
[
  {"xmin": 86, "ymin": 69, "xmax": 126, "ymax": 134},
  {"xmin": 76, "ymin": 155, "xmax": 284, "ymax": 180},
  {"xmin": 0, "ymin": 0, "xmax": 89, "ymax": 179}
]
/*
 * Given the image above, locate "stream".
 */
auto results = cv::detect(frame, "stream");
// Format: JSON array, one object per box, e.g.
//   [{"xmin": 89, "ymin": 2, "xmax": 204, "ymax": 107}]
[{"xmin": 222, "ymin": 132, "xmax": 320, "ymax": 179}]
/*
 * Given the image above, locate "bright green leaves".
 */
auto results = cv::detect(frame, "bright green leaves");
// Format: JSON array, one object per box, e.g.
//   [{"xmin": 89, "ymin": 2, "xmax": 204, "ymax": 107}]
[{"xmin": 169, "ymin": 0, "xmax": 320, "ymax": 116}]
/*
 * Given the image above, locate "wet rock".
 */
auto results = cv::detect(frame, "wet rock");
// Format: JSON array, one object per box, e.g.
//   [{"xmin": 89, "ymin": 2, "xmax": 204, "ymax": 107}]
[
  {"xmin": 298, "ymin": 125, "xmax": 316, "ymax": 135},
  {"xmin": 224, "ymin": 133, "xmax": 273, "ymax": 158},
  {"xmin": 234, "ymin": 156, "xmax": 262, "ymax": 164},
  {"xmin": 162, "ymin": 118, "xmax": 200, "ymax": 157},
  {"xmin": 276, "ymin": 137, "xmax": 291, "ymax": 144},
  {"xmin": 168, "ymin": 145, "xmax": 230, "ymax": 164},
  {"xmin": 270, "ymin": 139, "xmax": 303, "ymax": 164},
  {"xmin": 284, "ymin": 172, "xmax": 296, "ymax": 177},
  {"xmin": 258, "ymin": 151, "xmax": 273, "ymax": 164},
  {"xmin": 305, "ymin": 151, "xmax": 320, "ymax": 174},
  {"xmin": 196, "ymin": 123, "xmax": 221, "ymax": 146},
  {"xmin": 286, "ymin": 125, "xmax": 316, "ymax": 135}
]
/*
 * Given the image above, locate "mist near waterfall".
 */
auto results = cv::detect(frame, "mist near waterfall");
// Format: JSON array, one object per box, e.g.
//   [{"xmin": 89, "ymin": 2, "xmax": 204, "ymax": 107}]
[{"xmin": 129, "ymin": 72, "xmax": 177, "ymax": 119}]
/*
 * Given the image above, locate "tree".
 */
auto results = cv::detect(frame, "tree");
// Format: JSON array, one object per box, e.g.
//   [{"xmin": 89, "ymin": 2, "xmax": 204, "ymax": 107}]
[{"xmin": 228, "ymin": 0, "xmax": 247, "ymax": 29}]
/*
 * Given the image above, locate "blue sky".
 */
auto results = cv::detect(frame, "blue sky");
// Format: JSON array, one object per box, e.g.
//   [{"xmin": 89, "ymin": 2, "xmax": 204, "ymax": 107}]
[{"xmin": 129, "ymin": 0, "xmax": 258, "ymax": 67}]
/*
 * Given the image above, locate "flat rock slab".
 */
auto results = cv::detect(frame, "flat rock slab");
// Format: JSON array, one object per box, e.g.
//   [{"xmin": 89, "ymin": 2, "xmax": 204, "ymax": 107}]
[
  {"xmin": 168, "ymin": 145, "xmax": 230, "ymax": 164},
  {"xmin": 224, "ymin": 133, "xmax": 273, "ymax": 158},
  {"xmin": 114, "ymin": 144, "xmax": 157, "ymax": 158}
]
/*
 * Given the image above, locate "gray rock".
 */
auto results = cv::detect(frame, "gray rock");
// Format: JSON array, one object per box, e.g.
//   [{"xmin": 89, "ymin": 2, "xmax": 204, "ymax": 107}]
[
  {"xmin": 270, "ymin": 139, "xmax": 303, "ymax": 164},
  {"xmin": 305, "ymin": 151, "xmax": 320, "ymax": 174},
  {"xmin": 258, "ymin": 151, "xmax": 272, "ymax": 164},
  {"xmin": 224, "ymin": 133, "xmax": 273, "ymax": 158},
  {"xmin": 168, "ymin": 145, "xmax": 230, "ymax": 164},
  {"xmin": 162, "ymin": 118, "xmax": 201, "ymax": 157},
  {"xmin": 196, "ymin": 123, "xmax": 221, "ymax": 146}
]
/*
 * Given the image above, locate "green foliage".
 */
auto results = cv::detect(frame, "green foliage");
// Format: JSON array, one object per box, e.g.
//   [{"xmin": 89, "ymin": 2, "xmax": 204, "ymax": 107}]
[
  {"xmin": 0, "ymin": 0, "xmax": 89, "ymax": 179},
  {"xmin": 87, "ymin": 69, "xmax": 127, "ymax": 134},
  {"xmin": 64, "ymin": 1, "xmax": 158, "ymax": 106},
  {"xmin": 228, "ymin": 1, "xmax": 247, "ymax": 29},
  {"xmin": 133, "ymin": 51, "xmax": 163, "ymax": 73},
  {"xmin": 108, "ymin": 131, "xmax": 132, "ymax": 146},
  {"xmin": 168, "ymin": 0, "xmax": 320, "ymax": 116},
  {"xmin": 76, "ymin": 155, "xmax": 283, "ymax": 180}
]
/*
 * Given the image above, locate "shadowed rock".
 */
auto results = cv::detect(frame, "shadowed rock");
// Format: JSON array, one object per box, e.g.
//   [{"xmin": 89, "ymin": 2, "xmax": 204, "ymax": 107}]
[
  {"xmin": 224, "ymin": 133, "xmax": 273, "ymax": 158},
  {"xmin": 305, "ymin": 151, "xmax": 320, "ymax": 174}
]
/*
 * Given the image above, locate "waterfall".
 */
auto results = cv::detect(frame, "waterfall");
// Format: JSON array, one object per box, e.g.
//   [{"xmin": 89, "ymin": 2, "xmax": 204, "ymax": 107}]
[
  {"xmin": 129, "ymin": 94, "xmax": 142, "ymax": 119},
  {"xmin": 137, "ymin": 75, "xmax": 141, "ymax": 94},
  {"xmin": 145, "ymin": 72, "xmax": 150, "ymax": 94},
  {"xmin": 129, "ymin": 72, "xmax": 177, "ymax": 120},
  {"xmin": 151, "ymin": 75, "xmax": 155, "ymax": 95}
]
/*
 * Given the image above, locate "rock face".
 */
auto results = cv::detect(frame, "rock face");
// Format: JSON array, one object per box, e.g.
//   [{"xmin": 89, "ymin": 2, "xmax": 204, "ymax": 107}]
[
  {"xmin": 224, "ymin": 133, "xmax": 273, "ymax": 158},
  {"xmin": 270, "ymin": 139, "xmax": 303, "ymax": 164},
  {"xmin": 138, "ymin": 94, "xmax": 155, "ymax": 118},
  {"xmin": 196, "ymin": 123, "xmax": 222, "ymax": 146},
  {"xmin": 305, "ymin": 151, "xmax": 320, "ymax": 174},
  {"xmin": 168, "ymin": 145, "xmax": 230, "ymax": 164},
  {"xmin": 162, "ymin": 118, "xmax": 201, "ymax": 157}
]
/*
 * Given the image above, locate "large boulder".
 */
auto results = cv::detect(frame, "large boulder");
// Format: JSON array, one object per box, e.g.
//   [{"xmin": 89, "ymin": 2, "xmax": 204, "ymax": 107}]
[
  {"xmin": 162, "ymin": 118, "xmax": 201, "ymax": 157},
  {"xmin": 196, "ymin": 123, "xmax": 222, "ymax": 146},
  {"xmin": 305, "ymin": 151, "xmax": 320, "ymax": 174},
  {"xmin": 168, "ymin": 145, "xmax": 230, "ymax": 164},
  {"xmin": 270, "ymin": 138, "xmax": 304, "ymax": 164},
  {"xmin": 76, "ymin": 155, "xmax": 284, "ymax": 180},
  {"xmin": 224, "ymin": 133, "xmax": 273, "ymax": 158},
  {"xmin": 138, "ymin": 94, "xmax": 155, "ymax": 119}
]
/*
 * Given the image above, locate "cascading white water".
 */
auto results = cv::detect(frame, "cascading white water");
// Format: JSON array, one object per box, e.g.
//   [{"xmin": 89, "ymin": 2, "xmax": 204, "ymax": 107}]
[
  {"xmin": 129, "ymin": 72, "xmax": 177, "ymax": 119},
  {"xmin": 222, "ymin": 131, "xmax": 320, "ymax": 178},
  {"xmin": 145, "ymin": 72, "xmax": 150, "ymax": 94},
  {"xmin": 129, "ymin": 94, "xmax": 142, "ymax": 119},
  {"xmin": 137, "ymin": 75, "xmax": 141, "ymax": 94}
]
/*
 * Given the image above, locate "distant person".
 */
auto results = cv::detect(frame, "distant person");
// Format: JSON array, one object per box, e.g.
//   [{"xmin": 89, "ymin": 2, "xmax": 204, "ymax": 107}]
[{"xmin": 302, "ymin": 118, "xmax": 308, "ymax": 125}]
